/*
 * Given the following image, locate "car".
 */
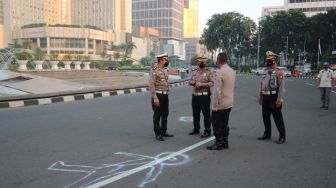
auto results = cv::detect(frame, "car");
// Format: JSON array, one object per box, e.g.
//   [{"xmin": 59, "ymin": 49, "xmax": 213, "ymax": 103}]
[
  {"xmin": 278, "ymin": 67, "xmax": 292, "ymax": 77},
  {"xmin": 251, "ymin": 67, "xmax": 266, "ymax": 76}
]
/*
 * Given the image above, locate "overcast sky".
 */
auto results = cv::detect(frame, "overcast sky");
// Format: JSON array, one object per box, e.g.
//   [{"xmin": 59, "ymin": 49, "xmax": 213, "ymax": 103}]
[{"xmin": 198, "ymin": 0, "xmax": 284, "ymax": 36}]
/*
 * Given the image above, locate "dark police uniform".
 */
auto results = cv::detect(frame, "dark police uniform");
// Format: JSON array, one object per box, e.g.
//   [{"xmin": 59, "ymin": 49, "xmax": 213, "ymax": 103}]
[
  {"xmin": 258, "ymin": 61, "xmax": 286, "ymax": 144},
  {"xmin": 149, "ymin": 53, "xmax": 172, "ymax": 141},
  {"xmin": 188, "ymin": 66, "xmax": 214, "ymax": 137}
]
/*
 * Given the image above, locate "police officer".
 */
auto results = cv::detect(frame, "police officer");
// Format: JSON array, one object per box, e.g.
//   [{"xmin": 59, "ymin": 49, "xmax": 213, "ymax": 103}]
[
  {"xmin": 207, "ymin": 52, "xmax": 236, "ymax": 150},
  {"xmin": 258, "ymin": 51, "xmax": 286, "ymax": 144},
  {"xmin": 317, "ymin": 62, "xmax": 334, "ymax": 110},
  {"xmin": 188, "ymin": 55, "xmax": 214, "ymax": 138},
  {"xmin": 149, "ymin": 52, "xmax": 173, "ymax": 141}
]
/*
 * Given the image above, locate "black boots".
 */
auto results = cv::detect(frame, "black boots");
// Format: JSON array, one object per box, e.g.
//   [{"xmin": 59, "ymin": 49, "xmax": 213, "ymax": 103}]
[
  {"xmin": 207, "ymin": 138, "xmax": 228, "ymax": 150},
  {"xmin": 257, "ymin": 134, "xmax": 271, "ymax": 140},
  {"xmin": 200, "ymin": 131, "xmax": 211, "ymax": 138},
  {"xmin": 189, "ymin": 130, "xmax": 200, "ymax": 135},
  {"xmin": 161, "ymin": 132, "xmax": 174, "ymax": 137},
  {"xmin": 276, "ymin": 137, "xmax": 286, "ymax": 144},
  {"xmin": 155, "ymin": 135, "xmax": 164, "ymax": 141}
]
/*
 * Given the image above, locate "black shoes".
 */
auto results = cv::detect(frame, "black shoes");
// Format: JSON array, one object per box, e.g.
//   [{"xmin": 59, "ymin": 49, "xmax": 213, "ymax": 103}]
[
  {"xmin": 320, "ymin": 105, "xmax": 329, "ymax": 110},
  {"xmin": 206, "ymin": 142, "xmax": 228, "ymax": 150},
  {"xmin": 325, "ymin": 106, "xmax": 329, "ymax": 110},
  {"xmin": 189, "ymin": 130, "xmax": 200, "ymax": 135},
  {"xmin": 257, "ymin": 134, "xmax": 271, "ymax": 140},
  {"xmin": 155, "ymin": 135, "xmax": 164, "ymax": 141},
  {"xmin": 161, "ymin": 133, "xmax": 174, "ymax": 137},
  {"xmin": 200, "ymin": 132, "xmax": 211, "ymax": 138},
  {"xmin": 276, "ymin": 138, "xmax": 286, "ymax": 144},
  {"xmin": 320, "ymin": 105, "xmax": 325, "ymax": 109}
]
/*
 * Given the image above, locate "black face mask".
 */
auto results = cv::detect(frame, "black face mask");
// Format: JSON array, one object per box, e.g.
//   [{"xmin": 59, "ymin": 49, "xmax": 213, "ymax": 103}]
[
  {"xmin": 324, "ymin": 66, "xmax": 328, "ymax": 70},
  {"xmin": 199, "ymin": 62, "xmax": 205, "ymax": 68},
  {"xmin": 164, "ymin": 61, "xmax": 169, "ymax": 67},
  {"xmin": 266, "ymin": 59, "xmax": 273, "ymax": 67}
]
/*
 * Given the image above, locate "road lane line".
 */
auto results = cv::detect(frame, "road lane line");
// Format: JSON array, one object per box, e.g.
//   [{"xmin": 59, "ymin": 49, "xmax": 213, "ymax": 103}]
[
  {"xmin": 86, "ymin": 137, "xmax": 215, "ymax": 188},
  {"xmin": 305, "ymin": 83, "xmax": 315, "ymax": 87}
]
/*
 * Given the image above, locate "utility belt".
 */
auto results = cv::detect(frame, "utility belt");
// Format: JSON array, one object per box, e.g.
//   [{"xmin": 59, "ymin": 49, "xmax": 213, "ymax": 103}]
[
  {"xmin": 156, "ymin": 90, "xmax": 169, "ymax": 95},
  {"xmin": 261, "ymin": 90, "xmax": 277, "ymax": 95},
  {"xmin": 193, "ymin": 91, "xmax": 209, "ymax": 96}
]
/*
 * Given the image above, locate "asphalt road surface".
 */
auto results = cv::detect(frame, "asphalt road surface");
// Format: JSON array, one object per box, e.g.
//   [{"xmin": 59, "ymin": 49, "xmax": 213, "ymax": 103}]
[{"xmin": 1, "ymin": 76, "xmax": 336, "ymax": 188}]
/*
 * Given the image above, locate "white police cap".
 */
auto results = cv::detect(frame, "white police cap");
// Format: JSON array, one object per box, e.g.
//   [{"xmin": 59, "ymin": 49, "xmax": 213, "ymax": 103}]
[
  {"xmin": 156, "ymin": 52, "xmax": 168, "ymax": 58},
  {"xmin": 266, "ymin": 51, "xmax": 279, "ymax": 59}
]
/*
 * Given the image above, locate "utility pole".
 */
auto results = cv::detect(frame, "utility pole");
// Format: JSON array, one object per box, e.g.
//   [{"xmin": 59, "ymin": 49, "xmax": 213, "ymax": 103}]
[{"xmin": 257, "ymin": 19, "xmax": 261, "ymax": 69}]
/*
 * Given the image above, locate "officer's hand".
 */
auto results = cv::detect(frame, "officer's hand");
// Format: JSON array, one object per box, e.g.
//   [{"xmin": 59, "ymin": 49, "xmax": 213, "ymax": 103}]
[
  {"xmin": 275, "ymin": 100, "xmax": 282, "ymax": 108},
  {"xmin": 154, "ymin": 98, "xmax": 160, "ymax": 107},
  {"xmin": 212, "ymin": 107, "xmax": 218, "ymax": 112},
  {"xmin": 195, "ymin": 82, "xmax": 202, "ymax": 88},
  {"xmin": 189, "ymin": 80, "xmax": 196, "ymax": 86}
]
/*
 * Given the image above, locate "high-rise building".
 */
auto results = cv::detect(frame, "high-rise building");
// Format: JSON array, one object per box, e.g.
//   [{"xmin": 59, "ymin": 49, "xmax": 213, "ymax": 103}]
[
  {"xmin": 132, "ymin": 0, "xmax": 185, "ymax": 59},
  {"xmin": 263, "ymin": 0, "xmax": 336, "ymax": 17},
  {"xmin": 71, "ymin": 0, "xmax": 132, "ymax": 44},
  {"xmin": 183, "ymin": 0, "xmax": 203, "ymax": 63},
  {"xmin": 0, "ymin": 0, "xmax": 71, "ymax": 48},
  {"xmin": 183, "ymin": 0, "xmax": 198, "ymax": 38}
]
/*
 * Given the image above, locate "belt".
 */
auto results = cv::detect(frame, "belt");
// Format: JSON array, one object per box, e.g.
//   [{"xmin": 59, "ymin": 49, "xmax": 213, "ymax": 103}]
[
  {"xmin": 156, "ymin": 90, "xmax": 169, "ymax": 95},
  {"xmin": 262, "ymin": 90, "xmax": 277, "ymax": 95},
  {"xmin": 193, "ymin": 92, "xmax": 208, "ymax": 96}
]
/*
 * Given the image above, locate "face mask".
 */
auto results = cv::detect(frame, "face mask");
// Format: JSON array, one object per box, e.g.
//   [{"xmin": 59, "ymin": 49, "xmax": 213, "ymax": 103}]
[
  {"xmin": 164, "ymin": 61, "xmax": 169, "ymax": 67},
  {"xmin": 324, "ymin": 66, "xmax": 328, "ymax": 70},
  {"xmin": 199, "ymin": 62, "xmax": 205, "ymax": 68},
  {"xmin": 266, "ymin": 59, "xmax": 273, "ymax": 67}
]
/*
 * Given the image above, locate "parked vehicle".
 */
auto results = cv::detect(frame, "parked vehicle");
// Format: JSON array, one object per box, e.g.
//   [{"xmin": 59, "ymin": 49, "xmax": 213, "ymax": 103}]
[
  {"xmin": 251, "ymin": 67, "xmax": 266, "ymax": 76},
  {"xmin": 278, "ymin": 67, "xmax": 292, "ymax": 77}
]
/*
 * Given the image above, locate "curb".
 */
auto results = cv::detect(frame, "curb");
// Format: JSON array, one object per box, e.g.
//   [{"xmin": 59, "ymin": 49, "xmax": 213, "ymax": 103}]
[
  {"xmin": 236, "ymin": 73, "xmax": 317, "ymax": 79},
  {"xmin": 0, "ymin": 80, "xmax": 189, "ymax": 109}
]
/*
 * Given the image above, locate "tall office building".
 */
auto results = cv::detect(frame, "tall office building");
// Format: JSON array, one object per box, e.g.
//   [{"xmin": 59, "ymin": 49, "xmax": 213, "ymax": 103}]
[
  {"xmin": 132, "ymin": 0, "xmax": 185, "ymax": 59},
  {"xmin": 183, "ymin": 0, "xmax": 202, "ymax": 63},
  {"xmin": 0, "ymin": 0, "xmax": 70, "ymax": 48},
  {"xmin": 183, "ymin": 0, "xmax": 198, "ymax": 38},
  {"xmin": 71, "ymin": 0, "xmax": 132, "ymax": 44},
  {"xmin": 263, "ymin": 0, "xmax": 336, "ymax": 17}
]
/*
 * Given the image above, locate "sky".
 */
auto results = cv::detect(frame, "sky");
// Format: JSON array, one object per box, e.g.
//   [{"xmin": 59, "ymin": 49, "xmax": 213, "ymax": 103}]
[{"xmin": 198, "ymin": 0, "xmax": 284, "ymax": 36}]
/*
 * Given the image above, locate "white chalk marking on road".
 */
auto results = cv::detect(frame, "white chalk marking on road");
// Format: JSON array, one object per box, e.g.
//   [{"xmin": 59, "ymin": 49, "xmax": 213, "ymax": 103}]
[
  {"xmin": 85, "ymin": 137, "xmax": 214, "ymax": 188},
  {"xmin": 178, "ymin": 116, "xmax": 193, "ymax": 123}
]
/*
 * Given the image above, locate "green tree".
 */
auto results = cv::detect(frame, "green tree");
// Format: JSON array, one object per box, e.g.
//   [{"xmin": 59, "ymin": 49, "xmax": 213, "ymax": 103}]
[{"xmin": 202, "ymin": 12, "xmax": 256, "ymax": 64}]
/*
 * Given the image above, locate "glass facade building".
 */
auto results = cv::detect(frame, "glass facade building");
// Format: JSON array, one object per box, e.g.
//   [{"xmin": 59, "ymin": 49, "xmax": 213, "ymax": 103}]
[{"xmin": 132, "ymin": 0, "xmax": 184, "ymax": 41}]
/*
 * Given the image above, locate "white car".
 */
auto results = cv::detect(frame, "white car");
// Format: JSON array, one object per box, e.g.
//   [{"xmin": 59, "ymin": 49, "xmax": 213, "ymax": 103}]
[
  {"xmin": 277, "ymin": 67, "xmax": 292, "ymax": 77},
  {"xmin": 251, "ymin": 67, "xmax": 266, "ymax": 76}
]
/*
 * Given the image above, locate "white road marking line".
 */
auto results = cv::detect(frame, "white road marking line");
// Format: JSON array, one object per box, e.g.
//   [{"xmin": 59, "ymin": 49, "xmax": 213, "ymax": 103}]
[
  {"xmin": 305, "ymin": 83, "xmax": 336, "ymax": 94},
  {"xmin": 86, "ymin": 137, "xmax": 215, "ymax": 188},
  {"xmin": 305, "ymin": 83, "xmax": 315, "ymax": 87}
]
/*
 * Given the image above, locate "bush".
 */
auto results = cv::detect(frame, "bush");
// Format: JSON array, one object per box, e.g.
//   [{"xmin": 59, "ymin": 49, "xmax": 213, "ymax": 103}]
[
  {"xmin": 27, "ymin": 61, "xmax": 36, "ymax": 70},
  {"xmin": 7, "ymin": 64, "xmax": 19, "ymax": 71},
  {"xmin": 58, "ymin": 61, "xmax": 65, "ymax": 68},
  {"xmin": 15, "ymin": 51, "xmax": 32, "ymax": 60},
  {"xmin": 43, "ymin": 61, "xmax": 52, "ymax": 69}
]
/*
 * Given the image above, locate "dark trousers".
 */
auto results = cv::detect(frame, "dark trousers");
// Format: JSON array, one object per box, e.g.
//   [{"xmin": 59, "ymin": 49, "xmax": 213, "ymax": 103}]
[
  {"xmin": 262, "ymin": 94, "xmax": 286, "ymax": 139},
  {"xmin": 212, "ymin": 108, "xmax": 232, "ymax": 142},
  {"xmin": 320, "ymin": 87, "xmax": 331, "ymax": 107},
  {"xmin": 192, "ymin": 94, "xmax": 211, "ymax": 133},
  {"xmin": 152, "ymin": 93, "xmax": 169, "ymax": 136}
]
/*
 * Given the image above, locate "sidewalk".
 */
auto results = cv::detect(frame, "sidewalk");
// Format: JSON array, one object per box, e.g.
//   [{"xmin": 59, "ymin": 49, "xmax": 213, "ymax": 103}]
[{"xmin": 0, "ymin": 70, "xmax": 186, "ymax": 109}]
